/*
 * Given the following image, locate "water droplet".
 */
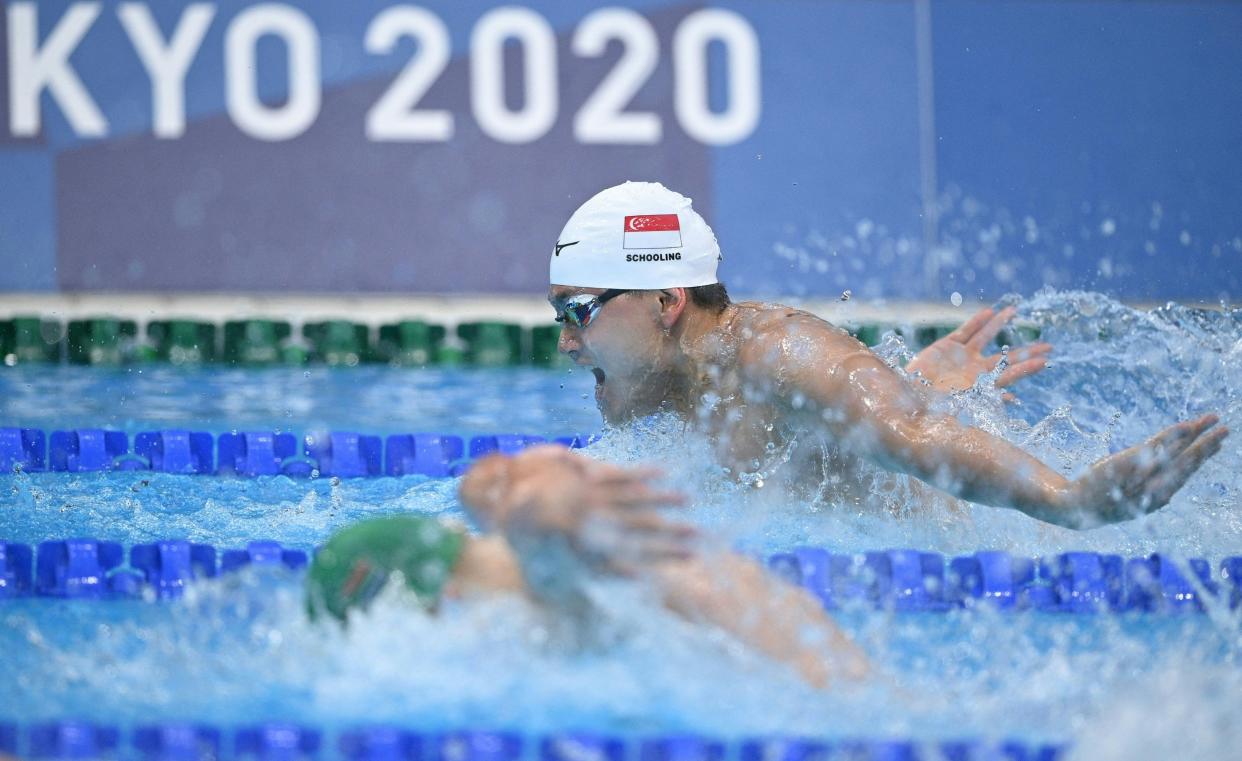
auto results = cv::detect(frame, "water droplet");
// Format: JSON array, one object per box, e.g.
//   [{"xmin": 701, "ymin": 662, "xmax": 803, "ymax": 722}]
[
  {"xmin": 950, "ymin": 291, "xmax": 963, "ymax": 307},
  {"xmin": 1099, "ymin": 218, "xmax": 1116, "ymax": 236},
  {"xmin": 1180, "ymin": 230, "xmax": 1192, "ymax": 246},
  {"xmin": 840, "ymin": 290, "xmax": 852, "ymax": 302}
]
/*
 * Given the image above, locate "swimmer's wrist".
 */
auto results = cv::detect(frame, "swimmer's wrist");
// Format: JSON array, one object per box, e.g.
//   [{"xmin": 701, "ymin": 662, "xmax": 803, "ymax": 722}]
[{"xmin": 1023, "ymin": 477, "xmax": 1082, "ymax": 529}]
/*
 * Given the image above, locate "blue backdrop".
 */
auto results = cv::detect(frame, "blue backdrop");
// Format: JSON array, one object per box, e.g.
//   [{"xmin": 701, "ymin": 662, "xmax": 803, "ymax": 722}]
[{"xmin": 1, "ymin": 0, "xmax": 1239, "ymax": 300}]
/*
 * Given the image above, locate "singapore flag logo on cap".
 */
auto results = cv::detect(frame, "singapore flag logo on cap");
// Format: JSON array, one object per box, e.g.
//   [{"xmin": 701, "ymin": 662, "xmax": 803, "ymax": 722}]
[{"xmin": 623, "ymin": 214, "xmax": 682, "ymax": 249}]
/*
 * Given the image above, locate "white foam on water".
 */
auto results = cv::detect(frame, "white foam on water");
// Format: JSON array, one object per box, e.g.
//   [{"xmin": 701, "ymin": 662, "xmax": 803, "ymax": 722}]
[{"xmin": 0, "ymin": 291, "xmax": 1239, "ymax": 752}]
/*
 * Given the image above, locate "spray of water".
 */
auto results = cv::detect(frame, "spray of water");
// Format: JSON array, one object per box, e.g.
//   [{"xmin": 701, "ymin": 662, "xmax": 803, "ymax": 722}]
[{"xmin": 0, "ymin": 291, "xmax": 1239, "ymax": 756}]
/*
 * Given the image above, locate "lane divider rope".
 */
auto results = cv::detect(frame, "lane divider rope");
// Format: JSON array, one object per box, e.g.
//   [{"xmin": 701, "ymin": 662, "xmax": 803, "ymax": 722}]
[
  {"xmin": 1, "ymin": 538, "xmax": 1238, "ymax": 615},
  {"xmin": 0, "ymin": 428, "xmax": 594, "ymax": 478},
  {"xmin": 0, "ymin": 722, "xmax": 1068, "ymax": 761}
]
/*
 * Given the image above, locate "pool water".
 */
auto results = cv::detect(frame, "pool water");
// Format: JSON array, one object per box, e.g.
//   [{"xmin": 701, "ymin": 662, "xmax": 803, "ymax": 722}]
[{"xmin": 1, "ymin": 291, "xmax": 1240, "ymax": 759}]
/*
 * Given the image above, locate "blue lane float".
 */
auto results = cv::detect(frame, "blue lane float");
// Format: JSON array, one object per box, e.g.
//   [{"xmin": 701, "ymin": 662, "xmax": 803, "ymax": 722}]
[
  {"xmin": 305, "ymin": 432, "xmax": 383, "ymax": 478},
  {"xmin": 435, "ymin": 731, "xmax": 524, "ymax": 761},
  {"xmin": 0, "ymin": 723, "xmax": 1069, "ymax": 761},
  {"xmin": 0, "ymin": 542, "xmax": 33, "ymax": 597},
  {"xmin": 34, "ymin": 539, "xmax": 126, "ymax": 598},
  {"xmin": 0, "ymin": 427, "xmax": 591, "ymax": 478},
  {"xmin": 217, "ymin": 431, "xmax": 306, "ymax": 477},
  {"xmin": 220, "ymin": 541, "xmax": 309, "ymax": 574},
  {"xmin": 767, "ymin": 549, "xmax": 1242, "ymax": 614},
  {"xmin": 130, "ymin": 541, "xmax": 218, "ymax": 599},
  {"xmin": 640, "ymin": 735, "xmax": 727, "ymax": 761},
  {"xmin": 2, "ymin": 540, "xmax": 1240, "ymax": 614},
  {"xmin": 468, "ymin": 435, "xmax": 548, "ymax": 459},
  {"xmin": 3, "ymin": 540, "xmax": 304, "ymax": 600},
  {"xmin": 27, "ymin": 721, "xmax": 121, "ymax": 759},
  {"xmin": 133, "ymin": 724, "xmax": 222, "ymax": 760},
  {"xmin": 945, "ymin": 551, "xmax": 1046, "ymax": 610},
  {"xmin": 1124, "ymin": 554, "xmax": 1217, "ymax": 613},
  {"xmin": 1223, "ymin": 557, "xmax": 1242, "ymax": 608},
  {"xmin": 768, "ymin": 549, "xmax": 953, "ymax": 612},
  {"xmin": 385, "ymin": 434, "xmax": 464, "ymax": 477},
  {"xmin": 339, "ymin": 726, "xmax": 424, "ymax": 760},
  {"xmin": 133, "ymin": 431, "xmax": 215, "ymax": 474},
  {"xmin": 542, "ymin": 734, "xmax": 626, "ymax": 761},
  {"xmin": 738, "ymin": 738, "xmax": 829, "ymax": 761},
  {"xmin": 0, "ymin": 427, "xmax": 44, "ymax": 472},
  {"xmin": 236, "ymin": 724, "xmax": 322, "ymax": 758},
  {"xmin": 1037, "ymin": 552, "xmax": 1125, "ymax": 613},
  {"xmin": 48, "ymin": 429, "xmax": 131, "ymax": 472}
]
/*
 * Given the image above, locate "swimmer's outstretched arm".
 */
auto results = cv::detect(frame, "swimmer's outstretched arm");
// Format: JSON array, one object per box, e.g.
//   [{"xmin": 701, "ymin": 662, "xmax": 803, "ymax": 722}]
[
  {"xmin": 764, "ymin": 325, "xmax": 1228, "ymax": 528},
  {"xmin": 456, "ymin": 446, "xmax": 868, "ymax": 687}
]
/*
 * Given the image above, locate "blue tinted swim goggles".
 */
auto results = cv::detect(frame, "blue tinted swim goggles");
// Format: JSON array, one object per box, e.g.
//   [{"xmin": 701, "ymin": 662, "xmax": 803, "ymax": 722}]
[{"xmin": 553, "ymin": 289, "xmax": 631, "ymax": 329}]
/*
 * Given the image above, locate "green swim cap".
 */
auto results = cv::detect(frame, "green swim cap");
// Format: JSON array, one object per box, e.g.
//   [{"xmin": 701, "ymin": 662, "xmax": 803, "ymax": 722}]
[{"xmin": 307, "ymin": 514, "xmax": 465, "ymax": 622}]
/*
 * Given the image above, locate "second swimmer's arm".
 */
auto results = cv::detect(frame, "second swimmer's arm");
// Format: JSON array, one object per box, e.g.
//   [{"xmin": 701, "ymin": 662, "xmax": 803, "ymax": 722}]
[
  {"xmin": 652, "ymin": 552, "xmax": 868, "ymax": 687},
  {"xmin": 457, "ymin": 447, "xmax": 868, "ymax": 687}
]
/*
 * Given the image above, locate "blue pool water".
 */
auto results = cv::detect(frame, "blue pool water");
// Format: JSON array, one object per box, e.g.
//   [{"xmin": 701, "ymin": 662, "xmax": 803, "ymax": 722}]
[{"xmin": 1, "ymin": 291, "xmax": 1240, "ymax": 759}]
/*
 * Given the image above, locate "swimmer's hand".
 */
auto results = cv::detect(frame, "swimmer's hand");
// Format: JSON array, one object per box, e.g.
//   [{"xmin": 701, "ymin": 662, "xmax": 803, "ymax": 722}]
[
  {"xmin": 906, "ymin": 306, "xmax": 1051, "ymax": 400},
  {"xmin": 459, "ymin": 445, "xmax": 696, "ymax": 575},
  {"xmin": 1051, "ymin": 414, "xmax": 1228, "ymax": 526}
]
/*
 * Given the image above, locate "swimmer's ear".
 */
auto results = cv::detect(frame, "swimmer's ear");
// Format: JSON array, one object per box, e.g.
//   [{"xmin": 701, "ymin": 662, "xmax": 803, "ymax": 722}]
[{"xmin": 657, "ymin": 288, "xmax": 688, "ymax": 328}]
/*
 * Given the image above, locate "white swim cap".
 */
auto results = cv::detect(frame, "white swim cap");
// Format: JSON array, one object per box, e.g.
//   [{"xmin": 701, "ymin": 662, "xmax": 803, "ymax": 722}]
[{"xmin": 549, "ymin": 182, "xmax": 722, "ymax": 289}]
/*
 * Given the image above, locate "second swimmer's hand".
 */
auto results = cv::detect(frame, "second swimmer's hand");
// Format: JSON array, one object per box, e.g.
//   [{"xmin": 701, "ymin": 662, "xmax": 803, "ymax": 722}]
[
  {"xmin": 489, "ymin": 445, "xmax": 696, "ymax": 575},
  {"xmin": 1053, "ymin": 414, "xmax": 1228, "ymax": 527}
]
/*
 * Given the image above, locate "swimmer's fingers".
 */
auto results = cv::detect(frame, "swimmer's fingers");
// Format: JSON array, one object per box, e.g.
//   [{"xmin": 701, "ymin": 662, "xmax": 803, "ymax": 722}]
[
  {"xmin": 996, "ymin": 342, "xmax": 1052, "ymax": 364},
  {"xmin": 1085, "ymin": 416, "xmax": 1226, "ymax": 515},
  {"xmin": 944, "ymin": 308, "xmax": 996, "ymax": 344},
  {"xmin": 1142, "ymin": 426, "xmax": 1229, "ymax": 511},
  {"xmin": 995, "ymin": 357, "xmax": 1048, "ymax": 388},
  {"xmin": 967, "ymin": 306, "xmax": 1018, "ymax": 350},
  {"xmin": 605, "ymin": 534, "xmax": 698, "ymax": 575},
  {"xmin": 618, "ymin": 488, "xmax": 688, "ymax": 510},
  {"xmin": 617, "ymin": 511, "xmax": 698, "ymax": 540},
  {"xmin": 590, "ymin": 468, "xmax": 688, "ymax": 509},
  {"xmin": 1137, "ymin": 415, "xmax": 1222, "ymax": 473},
  {"xmin": 590, "ymin": 464, "xmax": 665, "ymax": 486},
  {"xmin": 580, "ymin": 515, "xmax": 697, "ymax": 575}
]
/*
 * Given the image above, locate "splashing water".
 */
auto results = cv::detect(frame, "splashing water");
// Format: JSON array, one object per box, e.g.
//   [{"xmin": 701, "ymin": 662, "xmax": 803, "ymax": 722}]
[{"xmin": 0, "ymin": 291, "xmax": 1239, "ymax": 756}]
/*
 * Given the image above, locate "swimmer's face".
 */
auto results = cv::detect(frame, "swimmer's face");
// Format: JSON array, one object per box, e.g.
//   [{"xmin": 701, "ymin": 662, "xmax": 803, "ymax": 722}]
[{"xmin": 548, "ymin": 285, "xmax": 669, "ymax": 423}]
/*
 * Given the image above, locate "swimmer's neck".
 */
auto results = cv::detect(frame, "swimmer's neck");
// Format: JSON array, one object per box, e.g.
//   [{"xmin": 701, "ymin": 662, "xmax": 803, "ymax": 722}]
[
  {"xmin": 670, "ymin": 301, "xmax": 739, "ymax": 363},
  {"xmin": 658, "ymin": 302, "xmax": 741, "ymax": 408},
  {"xmin": 601, "ymin": 301, "xmax": 739, "ymax": 425}
]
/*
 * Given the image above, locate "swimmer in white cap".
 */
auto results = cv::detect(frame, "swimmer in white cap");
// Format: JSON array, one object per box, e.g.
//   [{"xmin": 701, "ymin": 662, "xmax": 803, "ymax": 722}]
[{"xmin": 547, "ymin": 182, "xmax": 1228, "ymax": 528}]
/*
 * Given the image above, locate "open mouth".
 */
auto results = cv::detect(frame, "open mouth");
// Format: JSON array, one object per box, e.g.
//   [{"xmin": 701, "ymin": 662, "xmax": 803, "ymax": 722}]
[{"xmin": 592, "ymin": 367, "xmax": 606, "ymax": 407}]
